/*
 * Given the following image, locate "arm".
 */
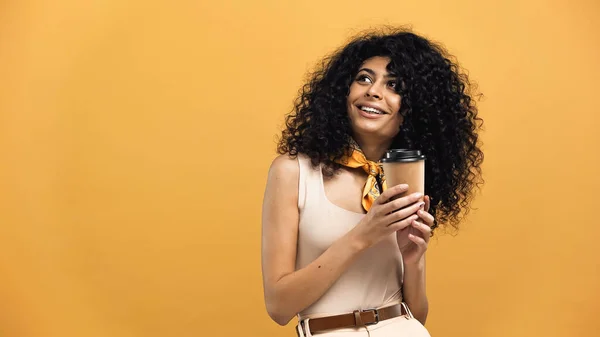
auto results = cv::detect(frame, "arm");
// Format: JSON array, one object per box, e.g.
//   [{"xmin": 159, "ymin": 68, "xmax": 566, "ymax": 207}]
[
  {"xmin": 260, "ymin": 155, "xmax": 367, "ymax": 326},
  {"xmin": 402, "ymin": 259, "xmax": 428, "ymax": 324},
  {"xmin": 398, "ymin": 196, "xmax": 434, "ymax": 325}
]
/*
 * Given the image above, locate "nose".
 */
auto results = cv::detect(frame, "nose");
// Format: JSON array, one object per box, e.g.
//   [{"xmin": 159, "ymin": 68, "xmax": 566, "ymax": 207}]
[{"xmin": 365, "ymin": 83, "xmax": 383, "ymax": 99}]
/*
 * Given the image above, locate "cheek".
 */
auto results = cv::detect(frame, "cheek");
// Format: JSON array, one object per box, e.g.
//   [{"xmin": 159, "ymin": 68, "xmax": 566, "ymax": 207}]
[
  {"xmin": 389, "ymin": 113, "xmax": 403, "ymax": 127},
  {"xmin": 386, "ymin": 114, "xmax": 403, "ymax": 138},
  {"xmin": 391, "ymin": 96, "xmax": 402, "ymax": 113},
  {"xmin": 389, "ymin": 96, "xmax": 404, "ymax": 132}
]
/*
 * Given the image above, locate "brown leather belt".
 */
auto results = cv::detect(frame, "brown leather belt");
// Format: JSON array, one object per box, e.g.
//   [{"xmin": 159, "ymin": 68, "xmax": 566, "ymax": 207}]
[{"xmin": 296, "ymin": 303, "xmax": 409, "ymax": 336}]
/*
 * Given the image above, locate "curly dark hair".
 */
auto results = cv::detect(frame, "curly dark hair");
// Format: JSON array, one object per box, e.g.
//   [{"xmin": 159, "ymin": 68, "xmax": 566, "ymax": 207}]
[{"xmin": 277, "ymin": 27, "xmax": 484, "ymax": 233}]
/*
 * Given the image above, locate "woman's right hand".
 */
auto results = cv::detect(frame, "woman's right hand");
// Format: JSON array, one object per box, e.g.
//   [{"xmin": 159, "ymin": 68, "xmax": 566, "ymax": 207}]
[{"xmin": 349, "ymin": 184, "xmax": 425, "ymax": 250}]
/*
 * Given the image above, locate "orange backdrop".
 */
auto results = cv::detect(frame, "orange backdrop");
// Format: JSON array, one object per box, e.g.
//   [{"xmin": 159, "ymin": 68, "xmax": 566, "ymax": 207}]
[{"xmin": 1, "ymin": 1, "xmax": 599, "ymax": 336}]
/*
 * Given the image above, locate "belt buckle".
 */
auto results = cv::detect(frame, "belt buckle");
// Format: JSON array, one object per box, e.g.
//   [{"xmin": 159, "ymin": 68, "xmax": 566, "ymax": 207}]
[{"xmin": 363, "ymin": 308, "xmax": 380, "ymax": 326}]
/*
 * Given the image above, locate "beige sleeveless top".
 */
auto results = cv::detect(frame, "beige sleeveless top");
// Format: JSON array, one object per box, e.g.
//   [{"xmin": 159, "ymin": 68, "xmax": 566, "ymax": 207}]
[{"xmin": 295, "ymin": 154, "xmax": 404, "ymax": 320}]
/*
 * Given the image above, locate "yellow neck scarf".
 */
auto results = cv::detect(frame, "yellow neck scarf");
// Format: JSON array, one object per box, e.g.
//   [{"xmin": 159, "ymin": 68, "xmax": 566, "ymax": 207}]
[{"xmin": 337, "ymin": 147, "xmax": 387, "ymax": 212}]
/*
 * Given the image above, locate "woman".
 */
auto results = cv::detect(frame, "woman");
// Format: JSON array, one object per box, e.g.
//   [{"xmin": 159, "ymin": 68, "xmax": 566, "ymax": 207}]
[{"xmin": 261, "ymin": 27, "xmax": 483, "ymax": 336}]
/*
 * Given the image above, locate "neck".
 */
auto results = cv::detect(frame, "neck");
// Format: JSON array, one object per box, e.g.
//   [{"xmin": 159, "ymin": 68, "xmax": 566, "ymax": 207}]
[{"xmin": 353, "ymin": 135, "xmax": 393, "ymax": 162}]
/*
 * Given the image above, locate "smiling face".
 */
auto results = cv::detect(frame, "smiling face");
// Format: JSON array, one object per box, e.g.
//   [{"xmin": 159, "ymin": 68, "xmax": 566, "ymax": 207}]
[{"xmin": 346, "ymin": 56, "xmax": 403, "ymax": 143}]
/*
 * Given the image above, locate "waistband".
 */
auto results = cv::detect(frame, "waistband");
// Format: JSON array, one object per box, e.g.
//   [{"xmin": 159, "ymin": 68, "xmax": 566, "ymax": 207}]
[{"xmin": 296, "ymin": 302, "xmax": 413, "ymax": 336}]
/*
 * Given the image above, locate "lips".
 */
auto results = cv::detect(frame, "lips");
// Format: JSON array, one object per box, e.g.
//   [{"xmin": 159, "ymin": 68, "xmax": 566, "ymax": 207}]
[
  {"xmin": 358, "ymin": 103, "xmax": 388, "ymax": 115},
  {"xmin": 357, "ymin": 107, "xmax": 385, "ymax": 119},
  {"xmin": 355, "ymin": 104, "xmax": 388, "ymax": 120},
  {"xmin": 360, "ymin": 106, "xmax": 385, "ymax": 115}
]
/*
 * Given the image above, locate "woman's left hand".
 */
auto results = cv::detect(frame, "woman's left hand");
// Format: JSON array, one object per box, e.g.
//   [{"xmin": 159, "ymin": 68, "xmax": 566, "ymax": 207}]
[{"xmin": 396, "ymin": 195, "xmax": 435, "ymax": 266}]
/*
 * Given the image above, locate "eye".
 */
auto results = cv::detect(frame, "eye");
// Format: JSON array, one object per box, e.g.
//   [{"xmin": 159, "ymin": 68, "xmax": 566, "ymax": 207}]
[
  {"xmin": 388, "ymin": 80, "xmax": 397, "ymax": 89},
  {"xmin": 356, "ymin": 74, "xmax": 372, "ymax": 84}
]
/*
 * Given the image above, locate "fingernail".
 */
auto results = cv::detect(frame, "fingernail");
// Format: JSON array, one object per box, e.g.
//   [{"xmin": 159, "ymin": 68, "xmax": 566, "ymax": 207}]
[
  {"xmin": 399, "ymin": 184, "xmax": 409, "ymax": 189},
  {"xmin": 419, "ymin": 202, "xmax": 425, "ymax": 208},
  {"xmin": 414, "ymin": 192, "xmax": 423, "ymax": 199}
]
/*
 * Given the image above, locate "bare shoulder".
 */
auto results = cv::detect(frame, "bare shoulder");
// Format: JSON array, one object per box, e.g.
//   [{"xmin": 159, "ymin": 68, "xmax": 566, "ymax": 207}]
[
  {"xmin": 267, "ymin": 154, "xmax": 300, "ymax": 184},
  {"xmin": 263, "ymin": 154, "xmax": 302, "ymax": 217}
]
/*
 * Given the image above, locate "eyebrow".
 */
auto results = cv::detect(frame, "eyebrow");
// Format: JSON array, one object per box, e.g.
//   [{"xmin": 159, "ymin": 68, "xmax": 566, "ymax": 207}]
[{"xmin": 357, "ymin": 67, "xmax": 397, "ymax": 78}]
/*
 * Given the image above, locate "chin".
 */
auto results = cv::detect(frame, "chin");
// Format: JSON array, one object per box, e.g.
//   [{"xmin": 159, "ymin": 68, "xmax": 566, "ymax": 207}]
[
  {"xmin": 349, "ymin": 113, "xmax": 401, "ymax": 140},
  {"xmin": 351, "ymin": 125, "xmax": 396, "ymax": 141}
]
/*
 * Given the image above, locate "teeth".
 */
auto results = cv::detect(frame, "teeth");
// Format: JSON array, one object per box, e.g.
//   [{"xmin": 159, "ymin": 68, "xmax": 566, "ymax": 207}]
[{"xmin": 360, "ymin": 106, "xmax": 384, "ymax": 114}]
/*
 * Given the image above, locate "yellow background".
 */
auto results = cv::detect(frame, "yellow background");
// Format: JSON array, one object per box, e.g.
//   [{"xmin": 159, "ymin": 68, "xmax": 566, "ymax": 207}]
[{"xmin": 1, "ymin": 1, "xmax": 599, "ymax": 336}]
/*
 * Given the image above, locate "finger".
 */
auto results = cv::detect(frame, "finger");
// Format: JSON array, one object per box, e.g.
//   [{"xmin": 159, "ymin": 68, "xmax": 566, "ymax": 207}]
[
  {"xmin": 388, "ymin": 214, "xmax": 419, "ymax": 232},
  {"xmin": 417, "ymin": 209, "xmax": 435, "ymax": 227},
  {"xmin": 381, "ymin": 192, "xmax": 423, "ymax": 214},
  {"xmin": 408, "ymin": 233, "xmax": 428, "ymax": 251},
  {"xmin": 375, "ymin": 184, "xmax": 409, "ymax": 205},
  {"xmin": 424, "ymin": 195, "xmax": 430, "ymax": 212},
  {"xmin": 412, "ymin": 220, "xmax": 432, "ymax": 241},
  {"xmin": 385, "ymin": 200, "xmax": 425, "ymax": 225}
]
